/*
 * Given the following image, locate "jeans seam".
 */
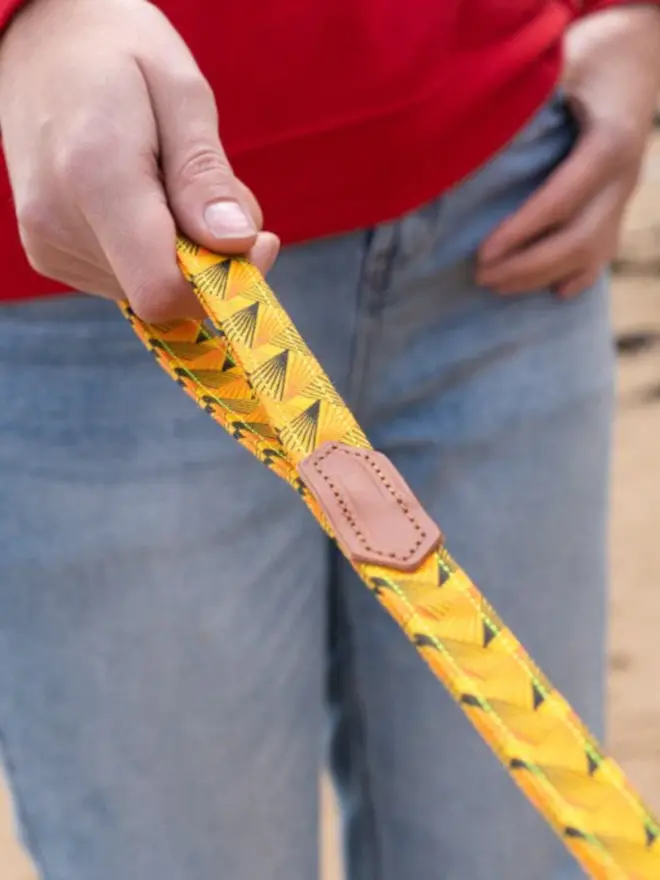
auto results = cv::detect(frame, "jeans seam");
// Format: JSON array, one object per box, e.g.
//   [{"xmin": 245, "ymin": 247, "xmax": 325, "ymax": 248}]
[
  {"xmin": 344, "ymin": 230, "xmax": 375, "ymax": 413},
  {"xmin": 346, "ymin": 634, "xmax": 384, "ymax": 880},
  {"xmin": 345, "ymin": 226, "xmax": 399, "ymax": 417},
  {"xmin": 329, "ymin": 562, "xmax": 384, "ymax": 880}
]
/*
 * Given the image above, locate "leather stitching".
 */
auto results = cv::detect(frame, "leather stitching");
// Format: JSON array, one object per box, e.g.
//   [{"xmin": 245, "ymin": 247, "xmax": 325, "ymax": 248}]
[{"xmin": 309, "ymin": 442, "xmax": 427, "ymax": 563}]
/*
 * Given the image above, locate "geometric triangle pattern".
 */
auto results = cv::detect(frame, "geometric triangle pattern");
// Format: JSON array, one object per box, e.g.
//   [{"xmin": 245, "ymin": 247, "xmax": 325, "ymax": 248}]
[{"xmin": 120, "ymin": 235, "xmax": 660, "ymax": 879}]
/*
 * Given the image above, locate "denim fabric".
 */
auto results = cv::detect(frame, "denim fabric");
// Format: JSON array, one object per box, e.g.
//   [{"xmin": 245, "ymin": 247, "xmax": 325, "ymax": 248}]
[{"xmin": 0, "ymin": 93, "xmax": 613, "ymax": 879}]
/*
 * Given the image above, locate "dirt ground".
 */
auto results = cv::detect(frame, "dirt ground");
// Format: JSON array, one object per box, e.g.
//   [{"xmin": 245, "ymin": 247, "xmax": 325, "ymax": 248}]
[{"xmin": 3, "ymin": 138, "xmax": 660, "ymax": 880}]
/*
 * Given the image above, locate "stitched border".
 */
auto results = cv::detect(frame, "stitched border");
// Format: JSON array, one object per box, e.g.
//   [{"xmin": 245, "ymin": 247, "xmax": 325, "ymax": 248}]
[{"xmin": 308, "ymin": 443, "xmax": 430, "ymax": 563}]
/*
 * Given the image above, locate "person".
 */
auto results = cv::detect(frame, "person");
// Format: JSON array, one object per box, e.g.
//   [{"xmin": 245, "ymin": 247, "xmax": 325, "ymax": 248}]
[{"xmin": 0, "ymin": 1, "xmax": 658, "ymax": 877}]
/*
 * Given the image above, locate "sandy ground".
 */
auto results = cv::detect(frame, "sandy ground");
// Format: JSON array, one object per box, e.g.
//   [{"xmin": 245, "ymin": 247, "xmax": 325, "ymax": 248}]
[{"xmin": 3, "ymin": 138, "xmax": 660, "ymax": 880}]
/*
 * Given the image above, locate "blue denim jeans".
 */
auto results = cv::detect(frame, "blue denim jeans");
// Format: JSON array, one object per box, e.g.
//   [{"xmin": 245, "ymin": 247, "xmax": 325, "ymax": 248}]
[{"xmin": 0, "ymin": 93, "xmax": 613, "ymax": 880}]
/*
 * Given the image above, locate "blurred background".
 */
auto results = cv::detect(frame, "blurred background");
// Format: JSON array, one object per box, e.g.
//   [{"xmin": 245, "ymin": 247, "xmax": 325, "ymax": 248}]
[{"xmin": 3, "ymin": 131, "xmax": 660, "ymax": 880}]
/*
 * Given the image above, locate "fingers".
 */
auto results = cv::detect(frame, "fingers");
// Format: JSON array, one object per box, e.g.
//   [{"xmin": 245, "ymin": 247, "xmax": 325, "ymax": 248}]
[
  {"xmin": 479, "ymin": 126, "xmax": 616, "ymax": 268},
  {"xmin": 248, "ymin": 232, "xmax": 280, "ymax": 277},
  {"xmin": 476, "ymin": 119, "xmax": 633, "ymax": 296},
  {"xmin": 142, "ymin": 53, "xmax": 261, "ymax": 255},
  {"xmin": 11, "ymin": 60, "xmax": 196, "ymax": 320},
  {"xmin": 476, "ymin": 209, "xmax": 600, "ymax": 294},
  {"xmin": 95, "ymin": 184, "xmax": 207, "ymax": 321},
  {"xmin": 70, "ymin": 60, "xmax": 274, "ymax": 322},
  {"xmin": 2, "ymin": 0, "xmax": 275, "ymax": 324},
  {"xmin": 42, "ymin": 144, "xmax": 277, "ymax": 322},
  {"xmin": 28, "ymin": 223, "xmax": 280, "ymax": 319},
  {"xmin": 476, "ymin": 194, "xmax": 619, "ymax": 295},
  {"xmin": 555, "ymin": 268, "xmax": 602, "ymax": 299},
  {"xmin": 82, "ymin": 168, "xmax": 278, "ymax": 322},
  {"xmin": 17, "ymin": 237, "xmax": 123, "ymax": 298},
  {"xmin": 46, "ymin": 64, "xmax": 204, "ymax": 321}
]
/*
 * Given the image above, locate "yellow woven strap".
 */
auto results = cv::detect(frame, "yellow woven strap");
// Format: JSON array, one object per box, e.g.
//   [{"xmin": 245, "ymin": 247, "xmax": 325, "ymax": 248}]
[{"xmin": 119, "ymin": 235, "xmax": 660, "ymax": 879}]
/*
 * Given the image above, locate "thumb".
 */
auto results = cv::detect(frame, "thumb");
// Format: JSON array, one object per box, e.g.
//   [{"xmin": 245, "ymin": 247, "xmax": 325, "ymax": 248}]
[{"xmin": 144, "ymin": 61, "xmax": 261, "ymax": 254}]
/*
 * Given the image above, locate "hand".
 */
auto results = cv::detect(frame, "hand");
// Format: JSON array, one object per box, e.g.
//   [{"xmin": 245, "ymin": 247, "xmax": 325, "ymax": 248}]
[
  {"xmin": 477, "ymin": 5, "xmax": 660, "ymax": 298},
  {"xmin": 0, "ymin": 0, "xmax": 279, "ymax": 321}
]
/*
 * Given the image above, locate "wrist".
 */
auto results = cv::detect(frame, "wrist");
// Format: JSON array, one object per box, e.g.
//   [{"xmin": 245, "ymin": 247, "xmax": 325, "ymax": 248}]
[
  {"xmin": 568, "ymin": 3, "xmax": 660, "ymax": 41},
  {"xmin": 565, "ymin": 3, "xmax": 660, "ymax": 82},
  {"xmin": 562, "ymin": 3, "xmax": 660, "ymax": 155}
]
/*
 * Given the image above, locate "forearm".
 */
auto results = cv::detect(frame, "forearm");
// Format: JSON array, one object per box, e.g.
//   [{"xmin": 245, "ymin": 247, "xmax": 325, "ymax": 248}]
[
  {"xmin": 579, "ymin": 0, "xmax": 660, "ymax": 16},
  {"xmin": 564, "ymin": 1, "xmax": 660, "ymax": 154}
]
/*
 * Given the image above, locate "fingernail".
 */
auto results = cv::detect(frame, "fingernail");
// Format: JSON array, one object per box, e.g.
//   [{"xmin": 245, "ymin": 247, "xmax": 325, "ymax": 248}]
[{"xmin": 204, "ymin": 200, "xmax": 255, "ymax": 238}]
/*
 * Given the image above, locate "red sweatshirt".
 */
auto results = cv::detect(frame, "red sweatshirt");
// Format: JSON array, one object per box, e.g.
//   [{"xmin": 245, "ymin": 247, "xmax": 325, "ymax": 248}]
[{"xmin": 0, "ymin": 0, "xmax": 644, "ymax": 302}]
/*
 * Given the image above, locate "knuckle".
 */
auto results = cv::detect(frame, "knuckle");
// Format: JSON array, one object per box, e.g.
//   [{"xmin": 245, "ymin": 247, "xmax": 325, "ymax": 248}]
[
  {"xmin": 128, "ymin": 275, "xmax": 189, "ymax": 323},
  {"xmin": 17, "ymin": 198, "xmax": 77, "ymax": 282},
  {"xmin": 128, "ymin": 280, "xmax": 167, "ymax": 322},
  {"xmin": 176, "ymin": 146, "xmax": 232, "ymax": 188},
  {"xmin": 172, "ymin": 70, "xmax": 218, "ymax": 120},
  {"xmin": 18, "ymin": 230, "xmax": 54, "ymax": 277},
  {"xmin": 21, "ymin": 243, "xmax": 51, "ymax": 277},
  {"xmin": 53, "ymin": 126, "xmax": 114, "ymax": 188},
  {"xmin": 16, "ymin": 195, "xmax": 54, "ymax": 243}
]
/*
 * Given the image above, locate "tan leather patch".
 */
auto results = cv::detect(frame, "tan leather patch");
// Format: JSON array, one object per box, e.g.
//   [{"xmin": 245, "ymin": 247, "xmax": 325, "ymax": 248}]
[{"xmin": 298, "ymin": 442, "xmax": 442, "ymax": 571}]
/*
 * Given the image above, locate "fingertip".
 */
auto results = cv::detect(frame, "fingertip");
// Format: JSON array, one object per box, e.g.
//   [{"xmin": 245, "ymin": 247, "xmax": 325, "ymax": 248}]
[
  {"xmin": 202, "ymin": 200, "xmax": 259, "ymax": 253},
  {"xmin": 475, "ymin": 266, "xmax": 502, "ymax": 288},
  {"xmin": 249, "ymin": 231, "xmax": 280, "ymax": 276},
  {"xmin": 479, "ymin": 228, "xmax": 520, "ymax": 267},
  {"xmin": 557, "ymin": 281, "xmax": 587, "ymax": 301},
  {"xmin": 478, "ymin": 240, "xmax": 501, "ymax": 267}
]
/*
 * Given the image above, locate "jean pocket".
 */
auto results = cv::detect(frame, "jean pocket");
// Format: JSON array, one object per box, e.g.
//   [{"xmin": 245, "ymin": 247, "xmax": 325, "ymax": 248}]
[
  {"xmin": 440, "ymin": 89, "xmax": 580, "ymax": 240},
  {"xmin": 375, "ymin": 89, "xmax": 583, "ymax": 306}
]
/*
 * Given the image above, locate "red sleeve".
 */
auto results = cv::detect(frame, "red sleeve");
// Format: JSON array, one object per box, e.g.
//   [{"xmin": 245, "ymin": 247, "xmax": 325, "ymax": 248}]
[
  {"xmin": 580, "ymin": 0, "xmax": 660, "ymax": 14},
  {"xmin": 1, "ymin": 0, "xmax": 658, "ymax": 27},
  {"xmin": 0, "ymin": 0, "xmax": 27, "ymax": 30}
]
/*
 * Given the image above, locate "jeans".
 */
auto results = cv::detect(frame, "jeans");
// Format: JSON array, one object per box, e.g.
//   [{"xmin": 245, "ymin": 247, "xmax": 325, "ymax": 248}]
[{"xmin": 0, "ymin": 93, "xmax": 613, "ymax": 879}]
